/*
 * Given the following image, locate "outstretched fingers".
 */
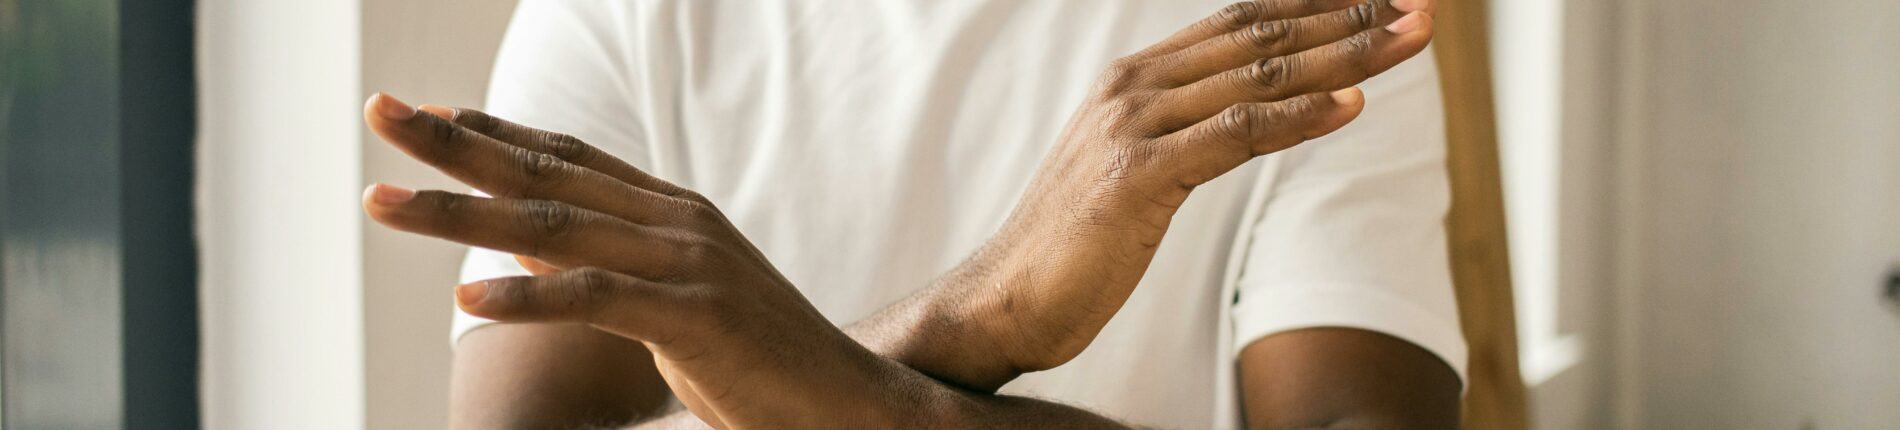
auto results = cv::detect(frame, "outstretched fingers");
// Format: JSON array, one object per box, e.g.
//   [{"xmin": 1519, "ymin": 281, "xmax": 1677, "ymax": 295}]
[
  {"xmin": 414, "ymin": 105, "xmax": 695, "ymax": 198},
  {"xmin": 1165, "ymin": 87, "xmax": 1366, "ymax": 186},
  {"xmin": 1146, "ymin": 0, "xmax": 1426, "ymax": 86},
  {"xmin": 1122, "ymin": 0, "xmax": 1364, "ymax": 64},
  {"xmin": 363, "ymin": 94, "xmax": 684, "ymax": 224},
  {"xmin": 1151, "ymin": 9, "xmax": 1432, "ymax": 131}
]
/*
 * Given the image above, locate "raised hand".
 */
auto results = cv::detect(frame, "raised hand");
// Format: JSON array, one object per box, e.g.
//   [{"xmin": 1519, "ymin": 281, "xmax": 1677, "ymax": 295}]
[{"xmin": 864, "ymin": 0, "xmax": 1436, "ymax": 390}]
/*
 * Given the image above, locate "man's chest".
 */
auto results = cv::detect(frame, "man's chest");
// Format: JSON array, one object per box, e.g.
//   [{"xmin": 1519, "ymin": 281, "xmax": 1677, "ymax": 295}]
[
  {"xmin": 607, "ymin": 0, "xmax": 1282, "ymax": 317},
  {"xmin": 623, "ymin": 0, "xmax": 1240, "ymax": 195}
]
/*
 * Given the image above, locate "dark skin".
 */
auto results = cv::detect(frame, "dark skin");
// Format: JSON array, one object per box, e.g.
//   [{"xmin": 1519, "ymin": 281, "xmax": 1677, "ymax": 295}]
[{"xmin": 369, "ymin": 0, "xmax": 1457, "ymax": 428}]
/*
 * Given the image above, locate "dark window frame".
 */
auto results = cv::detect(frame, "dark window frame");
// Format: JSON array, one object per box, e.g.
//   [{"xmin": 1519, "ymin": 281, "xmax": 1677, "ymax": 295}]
[{"xmin": 2, "ymin": 0, "xmax": 200, "ymax": 427}]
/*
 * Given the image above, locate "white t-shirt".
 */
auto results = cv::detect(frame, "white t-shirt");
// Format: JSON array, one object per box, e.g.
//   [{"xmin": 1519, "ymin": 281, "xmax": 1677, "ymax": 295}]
[{"xmin": 453, "ymin": 1, "xmax": 1466, "ymax": 428}]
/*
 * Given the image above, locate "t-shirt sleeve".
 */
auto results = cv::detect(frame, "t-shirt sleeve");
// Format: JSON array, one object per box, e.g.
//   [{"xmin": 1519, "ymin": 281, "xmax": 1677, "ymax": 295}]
[
  {"xmin": 451, "ymin": 0, "xmax": 650, "ymax": 344},
  {"xmin": 1229, "ymin": 52, "xmax": 1468, "ymax": 386}
]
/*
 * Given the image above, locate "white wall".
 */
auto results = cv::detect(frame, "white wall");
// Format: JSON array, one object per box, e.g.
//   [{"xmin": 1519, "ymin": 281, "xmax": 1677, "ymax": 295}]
[
  {"xmin": 1518, "ymin": 0, "xmax": 1900, "ymax": 428},
  {"xmin": 198, "ymin": 0, "xmax": 517, "ymax": 428},
  {"xmin": 197, "ymin": 0, "xmax": 364, "ymax": 427},
  {"xmin": 199, "ymin": 1, "xmax": 1900, "ymax": 428},
  {"xmin": 1625, "ymin": 0, "xmax": 1900, "ymax": 428},
  {"xmin": 1489, "ymin": 0, "xmax": 1622, "ymax": 427}
]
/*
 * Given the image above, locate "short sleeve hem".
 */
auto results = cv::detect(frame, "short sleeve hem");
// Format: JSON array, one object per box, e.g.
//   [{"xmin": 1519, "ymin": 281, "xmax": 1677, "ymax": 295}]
[
  {"xmin": 1231, "ymin": 284, "xmax": 1469, "ymax": 390},
  {"xmin": 451, "ymin": 311, "xmax": 500, "ymax": 346}
]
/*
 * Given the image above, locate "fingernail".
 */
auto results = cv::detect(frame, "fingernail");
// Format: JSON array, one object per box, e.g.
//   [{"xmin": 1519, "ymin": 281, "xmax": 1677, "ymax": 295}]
[
  {"xmin": 374, "ymin": 92, "xmax": 417, "ymax": 120},
  {"xmin": 1386, "ymin": 11, "xmax": 1424, "ymax": 33},
  {"xmin": 1330, "ymin": 87, "xmax": 1364, "ymax": 105},
  {"xmin": 418, "ymin": 104, "xmax": 458, "ymax": 121},
  {"xmin": 1391, "ymin": 0, "xmax": 1427, "ymax": 13},
  {"xmin": 365, "ymin": 183, "xmax": 416, "ymax": 205},
  {"xmin": 456, "ymin": 281, "xmax": 488, "ymax": 307}
]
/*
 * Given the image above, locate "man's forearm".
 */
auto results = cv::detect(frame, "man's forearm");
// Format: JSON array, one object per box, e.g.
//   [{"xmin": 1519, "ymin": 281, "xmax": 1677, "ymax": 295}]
[
  {"xmin": 620, "ymin": 240, "xmax": 1114, "ymax": 429},
  {"xmin": 632, "ymin": 399, "xmax": 1129, "ymax": 430},
  {"xmin": 957, "ymin": 393, "xmax": 1135, "ymax": 429},
  {"xmin": 627, "ymin": 367, "xmax": 1135, "ymax": 430},
  {"xmin": 453, "ymin": 323, "xmax": 673, "ymax": 430},
  {"xmin": 626, "ymin": 267, "xmax": 1132, "ymax": 430}
]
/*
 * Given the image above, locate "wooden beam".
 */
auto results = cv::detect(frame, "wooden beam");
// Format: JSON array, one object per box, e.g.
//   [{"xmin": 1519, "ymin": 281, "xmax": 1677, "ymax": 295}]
[{"xmin": 1430, "ymin": 0, "xmax": 1531, "ymax": 429}]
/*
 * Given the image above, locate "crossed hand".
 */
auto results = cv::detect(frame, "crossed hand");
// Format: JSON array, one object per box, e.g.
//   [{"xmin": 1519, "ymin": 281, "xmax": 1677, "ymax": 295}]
[{"xmin": 363, "ymin": 1, "xmax": 1433, "ymax": 427}]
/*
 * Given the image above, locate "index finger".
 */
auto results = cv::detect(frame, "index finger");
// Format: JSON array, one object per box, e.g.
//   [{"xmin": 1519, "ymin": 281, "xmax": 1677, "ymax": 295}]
[
  {"xmin": 363, "ymin": 93, "xmax": 682, "ymax": 224},
  {"xmin": 1122, "ymin": 0, "xmax": 1364, "ymax": 62},
  {"xmin": 1149, "ymin": 10, "xmax": 1433, "ymax": 131},
  {"xmin": 415, "ymin": 105, "xmax": 692, "ymax": 198},
  {"xmin": 1145, "ymin": 0, "xmax": 1426, "ymax": 86}
]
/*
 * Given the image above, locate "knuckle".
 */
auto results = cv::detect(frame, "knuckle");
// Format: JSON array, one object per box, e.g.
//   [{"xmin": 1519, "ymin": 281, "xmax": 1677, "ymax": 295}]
[
  {"xmin": 519, "ymin": 152, "xmax": 571, "ymax": 192},
  {"xmin": 428, "ymin": 115, "xmax": 471, "ymax": 147},
  {"xmin": 677, "ymin": 235, "xmax": 726, "ymax": 264},
  {"xmin": 1095, "ymin": 58, "xmax": 1147, "ymax": 93},
  {"xmin": 673, "ymin": 198, "xmax": 722, "ymax": 226},
  {"xmin": 572, "ymin": 268, "xmax": 619, "ymax": 301},
  {"xmin": 420, "ymin": 190, "xmax": 470, "ymax": 220},
  {"xmin": 520, "ymin": 200, "xmax": 577, "ymax": 239},
  {"xmin": 1214, "ymin": 2, "xmax": 1264, "ymax": 30},
  {"xmin": 572, "ymin": 267, "xmax": 619, "ymax": 292},
  {"xmin": 675, "ymin": 190, "xmax": 715, "ymax": 207},
  {"xmin": 1094, "ymin": 55, "xmax": 1162, "ymax": 92},
  {"xmin": 537, "ymin": 131, "xmax": 598, "ymax": 165},
  {"xmin": 1344, "ymin": 30, "xmax": 1374, "ymax": 56},
  {"xmin": 1248, "ymin": 57, "xmax": 1293, "ymax": 94},
  {"xmin": 1285, "ymin": 93, "xmax": 1320, "ymax": 116},
  {"xmin": 558, "ymin": 268, "xmax": 618, "ymax": 319},
  {"xmin": 1345, "ymin": 1, "xmax": 1380, "ymax": 30},
  {"xmin": 1245, "ymin": 20, "xmax": 1292, "ymax": 54},
  {"xmin": 457, "ymin": 109, "xmax": 500, "ymax": 134},
  {"xmin": 414, "ymin": 190, "xmax": 450, "ymax": 210},
  {"xmin": 483, "ymin": 276, "xmax": 528, "ymax": 306},
  {"xmin": 1103, "ymin": 58, "xmax": 1139, "ymax": 77},
  {"xmin": 1216, "ymin": 104, "xmax": 1267, "ymax": 142},
  {"xmin": 1343, "ymin": 32, "xmax": 1375, "ymax": 78}
]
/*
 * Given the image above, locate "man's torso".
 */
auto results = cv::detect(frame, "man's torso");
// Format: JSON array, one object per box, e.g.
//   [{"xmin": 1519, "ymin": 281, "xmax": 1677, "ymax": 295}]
[{"xmin": 476, "ymin": 1, "xmax": 1451, "ymax": 427}]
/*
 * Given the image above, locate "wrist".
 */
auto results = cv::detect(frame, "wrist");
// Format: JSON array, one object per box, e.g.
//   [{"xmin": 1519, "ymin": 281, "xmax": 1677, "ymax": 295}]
[
  {"xmin": 896, "ymin": 372, "xmax": 987, "ymax": 430},
  {"xmin": 844, "ymin": 353, "xmax": 985, "ymax": 429},
  {"xmin": 957, "ymin": 257, "xmax": 1095, "ymax": 373}
]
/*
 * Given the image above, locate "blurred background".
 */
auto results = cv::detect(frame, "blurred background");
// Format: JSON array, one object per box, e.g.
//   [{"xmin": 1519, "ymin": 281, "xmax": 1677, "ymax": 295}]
[{"xmin": 3, "ymin": 0, "xmax": 1896, "ymax": 429}]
